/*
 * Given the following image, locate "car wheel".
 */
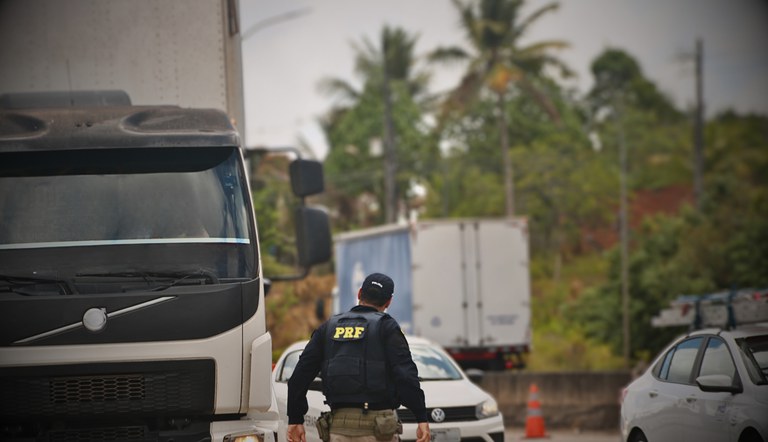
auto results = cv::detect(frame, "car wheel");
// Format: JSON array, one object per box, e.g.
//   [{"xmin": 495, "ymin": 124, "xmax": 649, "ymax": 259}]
[
  {"xmin": 629, "ymin": 430, "xmax": 648, "ymax": 442},
  {"xmin": 738, "ymin": 428, "xmax": 765, "ymax": 442}
]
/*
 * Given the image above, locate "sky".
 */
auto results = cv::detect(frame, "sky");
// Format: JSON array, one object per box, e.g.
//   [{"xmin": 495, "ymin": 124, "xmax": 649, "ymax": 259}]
[{"xmin": 239, "ymin": 0, "xmax": 768, "ymax": 159}]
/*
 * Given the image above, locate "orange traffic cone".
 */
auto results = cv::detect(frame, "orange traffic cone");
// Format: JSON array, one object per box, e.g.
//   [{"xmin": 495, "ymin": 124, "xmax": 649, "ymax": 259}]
[{"xmin": 523, "ymin": 383, "xmax": 548, "ymax": 439}]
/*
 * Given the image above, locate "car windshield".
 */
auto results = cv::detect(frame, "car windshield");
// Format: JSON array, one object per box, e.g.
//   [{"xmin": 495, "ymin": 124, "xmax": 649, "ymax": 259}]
[
  {"xmin": 737, "ymin": 334, "xmax": 768, "ymax": 385},
  {"xmin": 0, "ymin": 147, "xmax": 256, "ymax": 286},
  {"xmin": 277, "ymin": 350, "xmax": 302, "ymax": 383},
  {"xmin": 410, "ymin": 344, "xmax": 463, "ymax": 381}
]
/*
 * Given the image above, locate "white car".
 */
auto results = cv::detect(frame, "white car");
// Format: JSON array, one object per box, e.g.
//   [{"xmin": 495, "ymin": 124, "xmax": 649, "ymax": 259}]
[
  {"xmin": 620, "ymin": 325, "xmax": 768, "ymax": 442},
  {"xmin": 272, "ymin": 335, "xmax": 505, "ymax": 442}
]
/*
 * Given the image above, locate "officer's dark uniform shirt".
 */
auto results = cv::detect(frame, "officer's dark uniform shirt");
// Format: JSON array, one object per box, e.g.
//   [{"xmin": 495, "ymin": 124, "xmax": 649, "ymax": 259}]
[{"xmin": 287, "ymin": 305, "xmax": 428, "ymax": 424}]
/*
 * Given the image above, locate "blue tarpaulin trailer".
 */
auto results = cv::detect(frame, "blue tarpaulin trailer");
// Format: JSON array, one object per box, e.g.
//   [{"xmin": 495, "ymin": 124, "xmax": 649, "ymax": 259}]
[{"xmin": 335, "ymin": 224, "xmax": 415, "ymax": 333}]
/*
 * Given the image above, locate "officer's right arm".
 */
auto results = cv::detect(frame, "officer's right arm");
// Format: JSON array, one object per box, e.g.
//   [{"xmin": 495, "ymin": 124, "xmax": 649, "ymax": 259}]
[
  {"xmin": 287, "ymin": 423, "xmax": 306, "ymax": 442},
  {"xmin": 287, "ymin": 324, "xmax": 326, "ymax": 424},
  {"xmin": 416, "ymin": 422, "xmax": 430, "ymax": 442}
]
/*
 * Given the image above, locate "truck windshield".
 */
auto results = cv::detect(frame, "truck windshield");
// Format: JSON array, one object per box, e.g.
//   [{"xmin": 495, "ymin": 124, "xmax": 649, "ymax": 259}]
[{"xmin": 0, "ymin": 147, "xmax": 256, "ymax": 283}]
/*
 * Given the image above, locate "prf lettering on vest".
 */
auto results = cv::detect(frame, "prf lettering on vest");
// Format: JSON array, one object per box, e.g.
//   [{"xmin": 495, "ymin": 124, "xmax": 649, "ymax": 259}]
[{"xmin": 333, "ymin": 326, "xmax": 366, "ymax": 339}]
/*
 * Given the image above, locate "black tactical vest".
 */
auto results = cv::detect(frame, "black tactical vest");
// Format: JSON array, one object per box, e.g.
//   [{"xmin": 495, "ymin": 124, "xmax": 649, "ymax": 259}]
[{"xmin": 321, "ymin": 309, "xmax": 394, "ymax": 406}]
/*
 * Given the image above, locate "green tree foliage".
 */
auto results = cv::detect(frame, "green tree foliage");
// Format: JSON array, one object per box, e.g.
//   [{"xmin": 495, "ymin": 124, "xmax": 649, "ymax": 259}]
[
  {"xmin": 426, "ymin": 76, "xmax": 614, "ymax": 258},
  {"xmin": 572, "ymin": 112, "xmax": 768, "ymax": 361},
  {"xmin": 310, "ymin": 6, "xmax": 767, "ymax": 370},
  {"xmin": 320, "ymin": 26, "xmax": 438, "ymax": 229},
  {"xmin": 430, "ymin": 0, "xmax": 570, "ymax": 215},
  {"xmin": 247, "ymin": 154, "xmax": 300, "ymax": 275},
  {"xmin": 588, "ymin": 49, "xmax": 691, "ymax": 192},
  {"xmin": 694, "ymin": 112, "xmax": 768, "ymax": 287},
  {"xmin": 431, "ymin": 0, "xmax": 569, "ymax": 118},
  {"xmin": 588, "ymin": 48, "xmax": 682, "ymax": 123},
  {"xmin": 525, "ymin": 253, "xmax": 626, "ymax": 370},
  {"xmin": 562, "ymin": 49, "xmax": 767, "ymax": 363}
]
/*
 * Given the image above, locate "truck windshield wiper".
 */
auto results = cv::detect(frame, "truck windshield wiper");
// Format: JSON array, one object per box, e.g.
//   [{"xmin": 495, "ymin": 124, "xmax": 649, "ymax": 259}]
[
  {"xmin": 0, "ymin": 273, "xmax": 78, "ymax": 295},
  {"xmin": 75, "ymin": 269, "xmax": 220, "ymax": 290}
]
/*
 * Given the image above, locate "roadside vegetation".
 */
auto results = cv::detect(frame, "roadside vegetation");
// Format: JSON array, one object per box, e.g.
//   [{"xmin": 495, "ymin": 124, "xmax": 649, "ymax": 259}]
[{"xmin": 254, "ymin": 0, "xmax": 768, "ymax": 369}]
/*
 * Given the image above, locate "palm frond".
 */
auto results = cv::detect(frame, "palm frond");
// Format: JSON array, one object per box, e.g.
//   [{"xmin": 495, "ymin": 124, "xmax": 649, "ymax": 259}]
[
  {"xmin": 514, "ymin": 2, "xmax": 560, "ymax": 41},
  {"xmin": 444, "ymin": 69, "xmax": 485, "ymax": 113},
  {"xmin": 453, "ymin": 0, "xmax": 483, "ymax": 49},
  {"xmin": 409, "ymin": 72, "xmax": 433, "ymax": 98},
  {"xmin": 517, "ymin": 40, "xmax": 569, "ymax": 56},
  {"xmin": 538, "ymin": 54, "xmax": 575, "ymax": 78},
  {"xmin": 317, "ymin": 77, "xmax": 361, "ymax": 102},
  {"xmin": 429, "ymin": 46, "xmax": 470, "ymax": 64},
  {"xmin": 518, "ymin": 76, "xmax": 562, "ymax": 124}
]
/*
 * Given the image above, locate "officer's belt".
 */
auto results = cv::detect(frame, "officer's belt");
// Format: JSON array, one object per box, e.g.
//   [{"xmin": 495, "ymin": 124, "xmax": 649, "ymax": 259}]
[
  {"xmin": 331, "ymin": 402, "xmax": 391, "ymax": 411},
  {"xmin": 330, "ymin": 408, "xmax": 397, "ymax": 437}
]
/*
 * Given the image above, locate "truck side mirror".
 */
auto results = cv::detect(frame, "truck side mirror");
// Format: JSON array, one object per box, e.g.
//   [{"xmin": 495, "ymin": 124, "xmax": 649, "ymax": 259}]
[
  {"xmin": 295, "ymin": 206, "xmax": 332, "ymax": 268},
  {"xmin": 290, "ymin": 159, "xmax": 324, "ymax": 197}
]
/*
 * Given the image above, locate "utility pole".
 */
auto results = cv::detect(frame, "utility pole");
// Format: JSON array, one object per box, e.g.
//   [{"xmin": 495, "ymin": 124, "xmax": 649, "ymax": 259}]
[
  {"xmin": 615, "ymin": 96, "xmax": 631, "ymax": 369},
  {"xmin": 498, "ymin": 93, "xmax": 515, "ymax": 218},
  {"xmin": 693, "ymin": 39, "xmax": 705, "ymax": 209}
]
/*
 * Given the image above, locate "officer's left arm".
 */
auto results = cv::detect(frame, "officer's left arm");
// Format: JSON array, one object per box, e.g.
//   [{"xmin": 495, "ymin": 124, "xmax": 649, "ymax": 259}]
[{"xmin": 383, "ymin": 319, "xmax": 428, "ymax": 422}]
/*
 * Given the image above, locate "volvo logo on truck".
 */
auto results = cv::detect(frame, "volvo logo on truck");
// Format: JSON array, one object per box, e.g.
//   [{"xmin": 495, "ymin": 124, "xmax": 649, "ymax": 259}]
[{"xmin": 82, "ymin": 308, "xmax": 107, "ymax": 333}]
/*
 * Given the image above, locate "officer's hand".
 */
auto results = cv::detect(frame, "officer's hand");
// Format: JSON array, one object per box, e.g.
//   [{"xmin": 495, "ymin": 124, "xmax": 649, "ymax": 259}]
[
  {"xmin": 416, "ymin": 422, "xmax": 430, "ymax": 442},
  {"xmin": 287, "ymin": 424, "xmax": 306, "ymax": 442}
]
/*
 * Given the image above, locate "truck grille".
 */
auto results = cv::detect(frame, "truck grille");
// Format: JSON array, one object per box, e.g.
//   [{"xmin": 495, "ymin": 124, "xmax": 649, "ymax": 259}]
[
  {"xmin": 50, "ymin": 374, "xmax": 145, "ymax": 404},
  {"xmin": 0, "ymin": 360, "xmax": 215, "ymax": 420},
  {"xmin": 48, "ymin": 426, "xmax": 147, "ymax": 442}
]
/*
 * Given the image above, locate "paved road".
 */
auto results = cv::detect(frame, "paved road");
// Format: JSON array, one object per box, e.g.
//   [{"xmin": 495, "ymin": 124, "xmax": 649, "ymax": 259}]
[{"xmin": 505, "ymin": 428, "xmax": 620, "ymax": 442}]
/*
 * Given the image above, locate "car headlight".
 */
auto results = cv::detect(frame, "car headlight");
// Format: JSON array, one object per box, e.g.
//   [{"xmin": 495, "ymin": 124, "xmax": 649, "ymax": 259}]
[{"xmin": 476, "ymin": 398, "xmax": 499, "ymax": 419}]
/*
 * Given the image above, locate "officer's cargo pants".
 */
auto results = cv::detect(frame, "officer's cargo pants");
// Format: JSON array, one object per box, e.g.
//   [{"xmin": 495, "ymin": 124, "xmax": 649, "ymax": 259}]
[{"xmin": 330, "ymin": 408, "xmax": 400, "ymax": 442}]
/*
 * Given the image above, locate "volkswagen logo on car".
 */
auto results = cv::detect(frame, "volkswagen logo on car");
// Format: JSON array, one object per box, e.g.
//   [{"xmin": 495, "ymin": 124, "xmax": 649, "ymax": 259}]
[{"xmin": 430, "ymin": 408, "xmax": 446, "ymax": 423}]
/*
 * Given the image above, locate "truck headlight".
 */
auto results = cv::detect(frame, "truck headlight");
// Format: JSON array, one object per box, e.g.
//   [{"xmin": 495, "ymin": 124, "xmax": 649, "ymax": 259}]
[{"xmin": 476, "ymin": 398, "xmax": 499, "ymax": 419}]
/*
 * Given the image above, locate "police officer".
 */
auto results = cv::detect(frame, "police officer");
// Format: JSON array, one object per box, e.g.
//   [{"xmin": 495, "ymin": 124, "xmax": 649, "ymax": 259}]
[{"xmin": 287, "ymin": 272, "xmax": 430, "ymax": 442}]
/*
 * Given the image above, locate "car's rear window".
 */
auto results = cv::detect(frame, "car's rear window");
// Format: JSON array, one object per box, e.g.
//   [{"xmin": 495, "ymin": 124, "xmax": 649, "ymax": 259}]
[
  {"xmin": 659, "ymin": 337, "xmax": 704, "ymax": 384},
  {"xmin": 737, "ymin": 334, "xmax": 768, "ymax": 385}
]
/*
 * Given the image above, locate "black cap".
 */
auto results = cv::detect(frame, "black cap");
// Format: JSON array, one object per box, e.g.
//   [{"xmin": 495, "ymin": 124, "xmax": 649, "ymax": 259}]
[{"xmin": 361, "ymin": 272, "xmax": 394, "ymax": 299}]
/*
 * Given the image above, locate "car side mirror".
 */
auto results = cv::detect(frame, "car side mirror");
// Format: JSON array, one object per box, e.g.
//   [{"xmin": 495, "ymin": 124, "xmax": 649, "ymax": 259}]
[
  {"xmin": 696, "ymin": 374, "xmax": 742, "ymax": 394},
  {"xmin": 465, "ymin": 368, "xmax": 485, "ymax": 384}
]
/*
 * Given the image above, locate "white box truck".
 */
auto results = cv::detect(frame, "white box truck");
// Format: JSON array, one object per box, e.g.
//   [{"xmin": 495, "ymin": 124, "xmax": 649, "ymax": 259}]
[
  {"xmin": 0, "ymin": 1, "xmax": 331, "ymax": 441},
  {"xmin": 334, "ymin": 219, "xmax": 531, "ymax": 370}
]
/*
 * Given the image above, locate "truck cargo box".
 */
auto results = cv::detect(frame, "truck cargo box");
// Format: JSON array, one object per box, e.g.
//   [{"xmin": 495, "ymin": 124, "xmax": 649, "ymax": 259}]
[{"xmin": 335, "ymin": 218, "xmax": 531, "ymax": 370}]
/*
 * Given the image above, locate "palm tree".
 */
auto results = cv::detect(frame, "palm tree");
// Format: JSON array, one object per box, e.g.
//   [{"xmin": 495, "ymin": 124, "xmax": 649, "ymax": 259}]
[
  {"xmin": 320, "ymin": 26, "xmax": 432, "ymax": 223},
  {"xmin": 431, "ymin": 0, "xmax": 569, "ymax": 217}
]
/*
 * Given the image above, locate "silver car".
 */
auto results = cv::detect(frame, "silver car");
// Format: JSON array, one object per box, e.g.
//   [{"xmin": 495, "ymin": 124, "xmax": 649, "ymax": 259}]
[
  {"xmin": 620, "ymin": 325, "xmax": 768, "ymax": 442},
  {"xmin": 272, "ymin": 335, "xmax": 505, "ymax": 442}
]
